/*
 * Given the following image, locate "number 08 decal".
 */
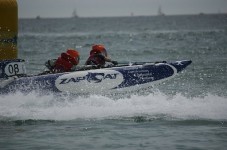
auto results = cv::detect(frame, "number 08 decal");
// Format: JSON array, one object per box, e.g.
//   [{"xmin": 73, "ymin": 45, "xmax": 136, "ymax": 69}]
[{"xmin": 5, "ymin": 62, "xmax": 26, "ymax": 76}]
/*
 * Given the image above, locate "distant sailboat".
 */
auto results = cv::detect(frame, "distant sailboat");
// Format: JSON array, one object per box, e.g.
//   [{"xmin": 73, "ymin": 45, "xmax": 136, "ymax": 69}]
[
  {"xmin": 72, "ymin": 9, "xmax": 79, "ymax": 18},
  {"xmin": 158, "ymin": 6, "xmax": 165, "ymax": 16},
  {"xmin": 130, "ymin": 12, "xmax": 134, "ymax": 17}
]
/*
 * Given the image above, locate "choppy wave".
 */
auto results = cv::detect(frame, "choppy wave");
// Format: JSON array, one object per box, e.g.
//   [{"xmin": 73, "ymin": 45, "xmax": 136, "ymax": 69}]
[{"xmin": 0, "ymin": 92, "xmax": 226, "ymax": 121}]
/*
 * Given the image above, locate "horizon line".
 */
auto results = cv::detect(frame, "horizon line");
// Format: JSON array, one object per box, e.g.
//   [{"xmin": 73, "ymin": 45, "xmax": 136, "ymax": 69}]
[{"xmin": 19, "ymin": 12, "xmax": 227, "ymax": 19}]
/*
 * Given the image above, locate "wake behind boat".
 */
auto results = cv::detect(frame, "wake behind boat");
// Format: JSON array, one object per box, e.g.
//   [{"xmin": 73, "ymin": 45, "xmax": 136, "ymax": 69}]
[{"xmin": 0, "ymin": 59, "xmax": 192, "ymax": 95}]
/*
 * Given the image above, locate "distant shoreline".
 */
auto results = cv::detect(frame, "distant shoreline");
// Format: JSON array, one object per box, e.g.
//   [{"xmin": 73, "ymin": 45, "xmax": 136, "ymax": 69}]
[{"xmin": 19, "ymin": 13, "xmax": 227, "ymax": 20}]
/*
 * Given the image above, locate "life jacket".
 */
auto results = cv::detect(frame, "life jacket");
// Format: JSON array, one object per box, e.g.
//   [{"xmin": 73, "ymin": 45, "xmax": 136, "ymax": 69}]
[
  {"xmin": 86, "ymin": 54, "xmax": 105, "ymax": 66},
  {"xmin": 53, "ymin": 52, "xmax": 77, "ymax": 72}
]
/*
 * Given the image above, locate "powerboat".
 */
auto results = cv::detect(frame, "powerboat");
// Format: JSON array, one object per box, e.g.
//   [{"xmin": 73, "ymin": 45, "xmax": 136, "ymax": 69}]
[{"xmin": 0, "ymin": 59, "xmax": 192, "ymax": 95}]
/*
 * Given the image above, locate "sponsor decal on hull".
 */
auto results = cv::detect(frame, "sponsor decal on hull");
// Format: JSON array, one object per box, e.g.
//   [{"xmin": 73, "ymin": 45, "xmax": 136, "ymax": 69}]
[{"xmin": 55, "ymin": 69, "xmax": 124, "ymax": 93}]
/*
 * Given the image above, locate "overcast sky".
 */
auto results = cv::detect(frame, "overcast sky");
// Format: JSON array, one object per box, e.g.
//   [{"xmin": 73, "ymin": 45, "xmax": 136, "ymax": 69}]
[{"xmin": 18, "ymin": 0, "xmax": 227, "ymax": 18}]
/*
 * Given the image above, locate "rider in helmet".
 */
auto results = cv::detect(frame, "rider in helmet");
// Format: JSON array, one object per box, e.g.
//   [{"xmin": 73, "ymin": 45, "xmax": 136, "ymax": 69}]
[
  {"xmin": 85, "ymin": 44, "xmax": 118, "ymax": 67},
  {"xmin": 45, "ymin": 49, "xmax": 80, "ymax": 73}
]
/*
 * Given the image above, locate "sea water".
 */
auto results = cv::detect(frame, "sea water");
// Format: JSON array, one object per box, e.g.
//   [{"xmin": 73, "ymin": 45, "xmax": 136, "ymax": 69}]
[{"xmin": 0, "ymin": 14, "xmax": 227, "ymax": 149}]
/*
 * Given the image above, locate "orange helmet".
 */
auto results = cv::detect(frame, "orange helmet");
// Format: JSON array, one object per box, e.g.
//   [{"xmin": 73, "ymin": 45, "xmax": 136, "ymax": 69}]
[
  {"xmin": 66, "ymin": 49, "xmax": 80, "ymax": 65},
  {"xmin": 90, "ymin": 44, "xmax": 107, "ymax": 57}
]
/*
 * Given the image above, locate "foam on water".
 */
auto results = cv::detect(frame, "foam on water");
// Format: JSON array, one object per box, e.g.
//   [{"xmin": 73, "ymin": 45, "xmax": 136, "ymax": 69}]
[{"xmin": 0, "ymin": 92, "xmax": 226, "ymax": 121}]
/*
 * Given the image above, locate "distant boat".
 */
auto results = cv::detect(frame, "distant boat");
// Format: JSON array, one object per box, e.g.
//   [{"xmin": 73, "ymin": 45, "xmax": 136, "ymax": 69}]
[
  {"xmin": 158, "ymin": 6, "xmax": 165, "ymax": 16},
  {"xmin": 130, "ymin": 12, "xmax": 134, "ymax": 17},
  {"xmin": 36, "ymin": 15, "xmax": 41, "ymax": 19},
  {"xmin": 72, "ymin": 9, "xmax": 79, "ymax": 18}
]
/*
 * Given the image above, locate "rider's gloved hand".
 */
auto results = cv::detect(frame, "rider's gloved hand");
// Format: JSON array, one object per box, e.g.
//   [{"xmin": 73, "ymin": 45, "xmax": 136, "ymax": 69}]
[{"xmin": 111, "ymin": 61, "xmax": 118, "ymax": 65}]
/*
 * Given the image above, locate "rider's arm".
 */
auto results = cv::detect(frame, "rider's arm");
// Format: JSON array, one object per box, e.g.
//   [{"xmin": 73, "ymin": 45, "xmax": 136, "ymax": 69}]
[
  {"xmin": 104, "ymin": 56, "xmax": 118, "ymax": 65},
  {"xmin": 45, "ymin": 59, "xmax": 57, "ymax": 71}
]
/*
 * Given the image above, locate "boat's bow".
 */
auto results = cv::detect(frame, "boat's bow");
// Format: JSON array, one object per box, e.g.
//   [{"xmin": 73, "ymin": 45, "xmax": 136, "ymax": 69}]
[{"xmin": 170, "ymin": 60, "xmax": 192, "ymax": 72}]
